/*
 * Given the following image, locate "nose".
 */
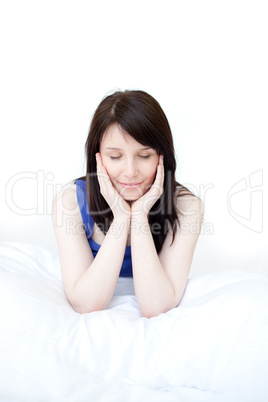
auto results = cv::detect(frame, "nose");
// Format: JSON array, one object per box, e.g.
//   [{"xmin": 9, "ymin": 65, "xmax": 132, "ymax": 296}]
[{"xmin": 123, "ymin": 159, "xmax": 138, "ymax": 178}]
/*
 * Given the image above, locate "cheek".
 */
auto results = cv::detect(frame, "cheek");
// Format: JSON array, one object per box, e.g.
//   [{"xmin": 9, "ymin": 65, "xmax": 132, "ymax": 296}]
[
  {"xmin": 146, "ymin": 163, "xmax": 158, "ymax": 183},
  {"xmin": 102, "ymin": 159, "xmax": 120, "ymax": 179}
]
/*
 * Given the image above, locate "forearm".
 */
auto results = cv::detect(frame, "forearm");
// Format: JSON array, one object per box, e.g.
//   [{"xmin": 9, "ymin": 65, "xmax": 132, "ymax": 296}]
[
  {"xmin": 131, "ymin": 216, "xmax": 176, "ymax": 318},
  {"xmin": 72, "ymin": 217, "xmax": 130, "ymax": 313}
]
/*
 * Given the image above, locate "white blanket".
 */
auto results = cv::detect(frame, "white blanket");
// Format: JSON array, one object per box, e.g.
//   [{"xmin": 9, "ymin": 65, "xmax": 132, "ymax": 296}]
[{"xmin": 0, "ymin": 242, "xmax": 268, "ymax": 402}]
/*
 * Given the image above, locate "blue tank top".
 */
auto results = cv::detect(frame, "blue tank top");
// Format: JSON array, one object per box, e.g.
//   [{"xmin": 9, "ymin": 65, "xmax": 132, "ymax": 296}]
[{"xmin": 76, "ymin": 179, "xmax": 133, "ymax": 277}]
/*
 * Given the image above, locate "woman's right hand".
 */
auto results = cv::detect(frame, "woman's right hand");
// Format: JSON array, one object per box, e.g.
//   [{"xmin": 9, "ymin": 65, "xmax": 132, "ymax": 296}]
[{"xmin": 95, "ymin": 153, "xmax": 131, "ymax": 221}]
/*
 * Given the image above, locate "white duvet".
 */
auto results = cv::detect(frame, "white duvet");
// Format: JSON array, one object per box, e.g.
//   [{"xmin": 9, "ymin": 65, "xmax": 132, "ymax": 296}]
[{"xmin": 0, "ymin": 242, "xmax": 268, "ymax": 402}]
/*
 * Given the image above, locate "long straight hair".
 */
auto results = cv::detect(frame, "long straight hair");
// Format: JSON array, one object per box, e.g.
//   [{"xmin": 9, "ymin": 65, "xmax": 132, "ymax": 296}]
[{"xmin": 81, "ymin": 90, "xmax": 186, "ymax": 253}]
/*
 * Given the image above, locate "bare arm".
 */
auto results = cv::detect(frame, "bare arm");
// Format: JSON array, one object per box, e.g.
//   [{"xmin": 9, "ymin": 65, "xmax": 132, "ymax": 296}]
[
  {"xmin": 52, "ymin": 182, "xmax": 130, "ymax": 314},
  {"xmin": 130, "ymin": 158, "xmax": 204, "ymax": 318}
]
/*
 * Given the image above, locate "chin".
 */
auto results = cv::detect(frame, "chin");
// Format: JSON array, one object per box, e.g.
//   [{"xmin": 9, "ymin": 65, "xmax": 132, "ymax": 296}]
[
  {"xmin": 122, "ymin": 195, "xmax": 140, "ymax": 202},
  {"xmin": 119, "ymin": 189, "xmax": 143, "ymax": 202}
]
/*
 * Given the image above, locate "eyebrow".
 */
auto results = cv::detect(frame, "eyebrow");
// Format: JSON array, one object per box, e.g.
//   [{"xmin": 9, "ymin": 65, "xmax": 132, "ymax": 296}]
[{"xmin": 105, "ymin": 146, "xmax": 152, "ymax": 151}]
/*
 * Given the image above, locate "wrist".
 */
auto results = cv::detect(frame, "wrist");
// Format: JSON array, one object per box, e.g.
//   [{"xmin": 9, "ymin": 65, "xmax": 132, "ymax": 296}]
[
  {"xmin": 112, "ymin": 199, "xmax": 131, "ymax": 223},
  {"xmin": 131, "ymin": 212, "xmax": 148, "ymax": 223},
  {"xmin": 113, "ymin": 213, "xmax": 131, "ymax": 226},
  {"xmin": 108, "ymin": 215, "xmax": 131, "ymax": 242},
  {"xmin": 131, "ymin": 213, "xmax": 149, "ymax": 234}
]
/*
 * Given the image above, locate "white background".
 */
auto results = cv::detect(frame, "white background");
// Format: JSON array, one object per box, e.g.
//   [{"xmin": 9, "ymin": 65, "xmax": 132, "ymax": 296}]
[{"xmin": 1, "ymin": 0, "xmax": 267, "ymax": 276}]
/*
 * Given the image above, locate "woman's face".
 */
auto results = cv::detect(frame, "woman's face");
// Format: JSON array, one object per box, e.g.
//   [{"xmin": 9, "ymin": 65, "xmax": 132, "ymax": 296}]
[{"xmin": 100, "ymin": 125, "xmax": 159, "ymax": 201}]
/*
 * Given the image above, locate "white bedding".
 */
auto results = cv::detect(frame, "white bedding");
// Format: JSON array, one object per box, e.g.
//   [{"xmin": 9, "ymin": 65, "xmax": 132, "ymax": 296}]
[{"xmin": 0, "ymin": 242, "xmax": 268, "ymax": 402}]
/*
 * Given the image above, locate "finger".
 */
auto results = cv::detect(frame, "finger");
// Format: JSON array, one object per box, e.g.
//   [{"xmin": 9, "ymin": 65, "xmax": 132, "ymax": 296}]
[
  {"xmin": 95, "ymin": 153, "xmax": 100, "ymax": 173},
  {"xmin": 159, "ymin": 154, "xmax": 164, "ymax": 166},
  {"xmin": 159, "ymin": 155, "xmax": 165, "ymax": 184},
  {"xmin": 95, "ymin": 153, "xmax": 102, "ymax": 174},
  {"xmin": 96, "ymin": 157, "xmax": 115, "ymax": 200},
  {"xmin": 95, "ymin": 153, "xmax": 108, "ymax": 195},
  {"xmin": 155, "ymin": 160, "xmax": 164, "ymax": 188},
  {"xmin": 151, "ymin": 164, "xmax": 164, "ymax": 200},
  {"xmin": 160, "ymin": 160, "xmax": 165, "ymax": 188},
  {"xmin": 96, "ymin": 154, "xmax": 110, "ymax": 178}
]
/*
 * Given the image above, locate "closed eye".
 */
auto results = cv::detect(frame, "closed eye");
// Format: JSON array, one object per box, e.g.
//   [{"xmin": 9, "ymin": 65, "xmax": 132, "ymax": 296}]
[
  {"xmin": 110, "ymin": 156, "xmax": 121, "ymax": 160},
  {"xmin": 110, "ymin": 155, "xmax": 150, "ymax": 160}
]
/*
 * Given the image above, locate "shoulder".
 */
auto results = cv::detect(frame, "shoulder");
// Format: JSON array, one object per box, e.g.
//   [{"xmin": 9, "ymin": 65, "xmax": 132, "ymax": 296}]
[
  {"xmin": 52, "ymin": 183, "xmax": 78, "ymax": 210},
  {"xmin": 176, "ymin": 192, "xmax": 204, "ymax": 217},
  {"xmin": 175, "ymin": 190, "xmax": 204, "ymax": 234},
  {"xmin": 51, "ymin": 183, "xmax": 82, "ymax": 228}
]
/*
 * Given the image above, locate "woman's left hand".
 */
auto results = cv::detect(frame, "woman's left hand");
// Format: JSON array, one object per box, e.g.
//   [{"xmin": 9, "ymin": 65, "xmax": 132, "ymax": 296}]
[{"xmin": 131, "ymin": 155, "xmax": 164, "ymax": 218}]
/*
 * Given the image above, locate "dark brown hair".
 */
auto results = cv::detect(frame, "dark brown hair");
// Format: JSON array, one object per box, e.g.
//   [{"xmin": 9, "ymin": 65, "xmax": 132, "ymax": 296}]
[{"xmin": 81, "ymin": 90, "xmax": 187, "ymax": 253}]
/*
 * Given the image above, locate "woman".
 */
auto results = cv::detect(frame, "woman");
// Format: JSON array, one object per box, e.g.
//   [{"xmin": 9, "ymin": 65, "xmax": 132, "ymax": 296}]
[{"xmin": 52, "ymin": 90, "xmax": 203, "ymax": 318}]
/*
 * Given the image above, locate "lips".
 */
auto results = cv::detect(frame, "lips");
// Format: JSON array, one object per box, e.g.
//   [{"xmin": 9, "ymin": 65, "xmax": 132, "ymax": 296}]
[{"xmin": 119, "ymin": 182, "xmax": 142, "ymax": 188}]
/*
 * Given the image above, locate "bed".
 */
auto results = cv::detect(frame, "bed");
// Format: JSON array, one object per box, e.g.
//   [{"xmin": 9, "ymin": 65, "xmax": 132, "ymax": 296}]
[{"xmin": 0, "ymin": 241, "xmax": 268, "ymax": 402}]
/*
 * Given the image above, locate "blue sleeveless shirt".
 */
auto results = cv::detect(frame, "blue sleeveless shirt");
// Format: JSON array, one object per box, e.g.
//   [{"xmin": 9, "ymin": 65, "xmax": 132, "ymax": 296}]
[{"xmin": 76, "ymin": 179, "xmax": 133, "ymax": 277}]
